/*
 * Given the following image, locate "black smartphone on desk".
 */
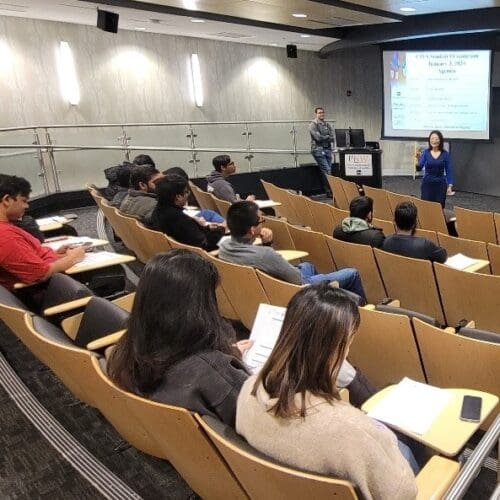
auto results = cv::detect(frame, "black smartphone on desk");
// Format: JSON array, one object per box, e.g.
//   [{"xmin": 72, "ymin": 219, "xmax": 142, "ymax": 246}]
[{"xmin": 459, "ymin": 395, "xmax": 482, "ymax": 422}]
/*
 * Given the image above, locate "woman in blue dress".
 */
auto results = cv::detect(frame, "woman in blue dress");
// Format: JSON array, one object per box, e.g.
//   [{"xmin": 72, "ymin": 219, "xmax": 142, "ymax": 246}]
[{"xmin": 417, "ymin": 130, "xmax": 454, "ymax": 208}]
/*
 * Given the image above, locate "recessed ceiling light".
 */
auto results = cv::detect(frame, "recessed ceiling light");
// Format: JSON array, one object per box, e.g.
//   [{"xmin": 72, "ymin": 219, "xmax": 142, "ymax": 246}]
[
  {"xmin": 292, "ymin": 13, "xmax": 307, "ymax": 18},
  {"xmin": 400, "ymin": 7, "xmax": 416, "ymax": 12},
  {"xmin": 301, "ymin": 34, "xmax": 311, "ymax": 38},
  {"xmin": 190, "ymin": 18, "xmax": 205, "ymax": 23},
  {"xmin": 271, "ymin": 43, "xmax": 278, "ymax": 46},
  {"xmin": 135, "ymin": 27, "xmax": 146, "ymax": 31}
]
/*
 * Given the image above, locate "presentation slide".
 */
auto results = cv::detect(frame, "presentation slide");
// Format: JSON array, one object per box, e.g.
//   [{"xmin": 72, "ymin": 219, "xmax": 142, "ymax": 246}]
[{"xmin": 383, "ymin": 50, "xmax": 491, "ymax": 140}]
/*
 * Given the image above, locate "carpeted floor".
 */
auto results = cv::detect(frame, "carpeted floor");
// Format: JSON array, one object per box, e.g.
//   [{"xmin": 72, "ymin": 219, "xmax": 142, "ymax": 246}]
[{"xmin": 1, "ymin": 176, "xmax": 498, "ymax": 498}]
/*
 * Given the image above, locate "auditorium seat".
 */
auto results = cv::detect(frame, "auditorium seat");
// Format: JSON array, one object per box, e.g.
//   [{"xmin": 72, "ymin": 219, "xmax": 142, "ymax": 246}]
[
  {"xmin": 255, "ymin": 269, "xmax": 304, "ymax": 307},
  {"xmin": 288, "ymin": 225, "xmax": 336, "ymax": 274},
  {"xmin": 262, "ymin": 216, "xmax": 296, "ymax": 250},
  {"xmin": 212, "ymin": 196, "xmax": 231, "ymax": 218},
  {"xmin": 433, "ymin": 262, "xmax": 500, "ymax": 332},
  {"xmin": 261, "ymin": 180, "xmax": 296, "ymax": 221},
  {"xmin": 413, "ymin": 228, "xmax": 439, "ymax": 245},
  {"xmin": 487, "ymin": 242, "xmax": 500, "ymax": 275},
  {"xmin": 189, "ymin": 182, "xmax": 218, "ymax": 212},
  {"xmin": 386, "ymin": 191, "xmax": 417, "ymax": 219},
  {"xmin": 286, "ymin": 191, "xmax": 315, "ymax": 228},
  {"xmin": 325, "ymin": 236, "xmax": 386, "ymax": 304},
  {"xmin": 412, "ymin": 198, "xmax": 448, "ymax": 234},
  {"xmin": 437, "ymin": 232, "xmax": 490, "ymax": 271},
  {"xmin": 340, "ymin": 178, "xmax": 361, "ymax": 205},
  {"xmin": 134, "ymin": 221, "xmax": 172, "ymax": 260},
  {"xmin": 373, "ymin": 248, "xmax": 445, "ymax": 325},
  {"xmin": 371, "ymin": 217, "xmax": 395, "ymax": 235},
  {"xmin": 348, "ymin": 306, "xmax": 426, "ymax": 390},
  {"xmin": 198, "ymin": 415, "xmax": 460, "ymax": 500},
  {"xmin": 413, "ymin": 317, "xmax": 500, "ymax": 429},
  {"xmin": 305, "ymin": 198, "xmax": 336, "ymax": 235},
  {"xmin": 91, "ymin": 357, "xmax": 247, "ymax": 499},
  {"xmin": 326, "ymin": 175, "xmax": 349, "ymax": 210},
  {"xmin": 454, "ymin": 206, "xmax": 497, "ymax": 244},
  {"xmin": 362, "ymin": 185, "xmax": 393, "ymax": 221}
]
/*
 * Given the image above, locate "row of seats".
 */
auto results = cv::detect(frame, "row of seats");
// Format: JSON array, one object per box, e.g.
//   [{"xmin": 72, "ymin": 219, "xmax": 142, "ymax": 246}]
[{"xmin": 328, "ymin": 174, "xmax": 500, "ymax": 245}]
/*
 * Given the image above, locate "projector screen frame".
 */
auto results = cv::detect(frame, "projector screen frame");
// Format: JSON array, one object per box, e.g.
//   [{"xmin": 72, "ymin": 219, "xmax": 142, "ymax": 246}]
[{"xmin": 380, "ymin": 48, "xmax": 494, "ymax": 142}]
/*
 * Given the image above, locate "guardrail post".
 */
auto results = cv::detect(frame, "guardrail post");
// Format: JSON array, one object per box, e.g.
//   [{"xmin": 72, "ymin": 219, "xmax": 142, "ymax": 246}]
[
  {"xmin": 242, "ymin": 123, "xmax": 253, "ymax": 172},
  {"xmin": 291, "ymin": 122, "xmax": 299, "ymax": 168},
  {"xmin": 32, "ymin": 128, "xmax": 50, "ymax": 195},
  {"xmin": 119, "ymin": 126, "xmax": 131, "ymax": 161},
  {"xmin": 187, "ymin": 124, "xmax": 200, "ymax": 178},
  {"xmin": 44, "ymin": 128, "xmax": 61, "ymax": 192}
]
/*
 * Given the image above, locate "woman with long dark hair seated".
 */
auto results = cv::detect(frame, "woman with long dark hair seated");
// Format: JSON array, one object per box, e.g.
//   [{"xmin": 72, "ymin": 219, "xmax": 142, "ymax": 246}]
[
  {"xmin": 236, "ymin": 284, "xmax": 417, "ymax": 500},
  {"xmin": 107, "ymin": 250, "xmax": 250, "ymax": 426}
]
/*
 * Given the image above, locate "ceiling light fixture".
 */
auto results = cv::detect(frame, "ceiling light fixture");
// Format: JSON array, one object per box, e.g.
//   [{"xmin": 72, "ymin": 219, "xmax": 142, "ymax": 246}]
[
  {"xmin": 301, "ymin": 34, "xmax": 311, "ymax": 38},
  {"xmin": 400, "ymin": 7, "xmax": 416, "ymax": 12},
  {"xmin": 292, "ymin": 13, "xmax": 307, "ymax": 18},
  {"xmin": 190, "ymin": 53, "xmax": 203, "ymax": 107},
  {"xmin": 57, "ymin": 41, "xmax": 80, "ymax": 106},
  {"xmin": 135, "ymin": 27, "xmax": 146, "ymax": 31},
  {"xmin": 190, "ymin": 18, "xmax": 205, "ymax": 23}
]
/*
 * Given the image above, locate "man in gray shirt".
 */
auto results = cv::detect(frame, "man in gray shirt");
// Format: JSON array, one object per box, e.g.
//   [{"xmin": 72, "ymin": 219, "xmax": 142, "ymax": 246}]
[
  {"xmin": 309, "ymin": 107, "xmax": 335, "ymax": 196},
  {"xmin": 218, "ymin": 201, "xmax": 366, "ymax": 303}
]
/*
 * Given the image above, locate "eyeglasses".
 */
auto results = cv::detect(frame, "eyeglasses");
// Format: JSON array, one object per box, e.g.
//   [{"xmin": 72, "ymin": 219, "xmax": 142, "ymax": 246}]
[{"xmin": 253, "ymin": 217, "xmax": 265, "ymax": 226}]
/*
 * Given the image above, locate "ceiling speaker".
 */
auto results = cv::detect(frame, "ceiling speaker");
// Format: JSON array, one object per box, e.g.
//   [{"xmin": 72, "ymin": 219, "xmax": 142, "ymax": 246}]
[
  {"xmin": 286, "ymin": 44, "xmax": 298, "ymax": 59},
  {"xmin": 97, "ymin": 9, "xmax": 119, "ymax": 34}
]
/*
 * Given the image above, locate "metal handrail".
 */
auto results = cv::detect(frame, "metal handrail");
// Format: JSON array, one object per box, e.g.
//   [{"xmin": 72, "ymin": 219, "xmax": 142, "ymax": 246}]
[{"xmin": 0, "ymin": 119, "xmax": 319, "ymax": 133}]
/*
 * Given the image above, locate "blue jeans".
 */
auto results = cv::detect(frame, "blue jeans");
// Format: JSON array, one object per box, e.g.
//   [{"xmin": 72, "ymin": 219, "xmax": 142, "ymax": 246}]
[
  {"xmin": 197, "ymin": 209, "xmax": 224, "ymax": 223},
  {"xmin": 297, "ymin": 262, "xmax": 366, "ymax": 303},
  {"xmin": 397, "ymin": 440, "xmax": 420, "ymax": 474},
  {"xmin": 312, "ymin": 148, "xmax": 332, "ymax": 193}
]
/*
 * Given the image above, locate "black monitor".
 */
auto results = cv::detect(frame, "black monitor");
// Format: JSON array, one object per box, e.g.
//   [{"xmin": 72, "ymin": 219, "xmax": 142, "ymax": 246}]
[
  {"xmin": 335, "ymin": 128, "xmax": 350, "ymax": 148},
  {"xmin": 349, "ymin": 129, "xmax": 365, "ymax": 148}
]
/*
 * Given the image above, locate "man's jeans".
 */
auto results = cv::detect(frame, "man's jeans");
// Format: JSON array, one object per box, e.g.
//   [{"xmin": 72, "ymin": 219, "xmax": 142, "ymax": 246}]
[
  {"xmin": 298, "ymin": 262, "xmax": 366, "ymax": 303},
  {"xmin": 312, "ymin": 148, "xmax": 332, "ymax": 193}
]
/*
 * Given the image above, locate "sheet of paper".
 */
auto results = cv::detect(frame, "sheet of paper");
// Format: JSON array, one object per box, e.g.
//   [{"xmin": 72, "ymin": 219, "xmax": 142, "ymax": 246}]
[
  {"xmin": 71, "ymin": 251, "xmax": 121, "ymax": 269},
  {"xmin": 255, "ymin": 200, "xmax": 277, "ymax": 209},
  {"xmin": 367, "ymin": 377, "xmax": 453, "ymax": 435},
  {"xmin": 36, "ymin": 216, "xmax": 67, "ymax": 226},
  {"xmin": 183, "ymin": 209, "xmax": 200, "ymax": 218},
  {"xmin": 42, "ymin": 236, "xmax": 95, "ymax": 251},
  {"xmin": 243, "ymin": 303, "xmax": 286, "ymax": 373},
  {"xmin": 445, "ymin": 253, "xmax": 479, "ymax": 271}
]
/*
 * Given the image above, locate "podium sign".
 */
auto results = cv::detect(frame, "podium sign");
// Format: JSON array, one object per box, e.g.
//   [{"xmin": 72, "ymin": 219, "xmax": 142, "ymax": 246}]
[{"xmin": 345, "ymin": 153, "xmax": 373, "ymax": 176}]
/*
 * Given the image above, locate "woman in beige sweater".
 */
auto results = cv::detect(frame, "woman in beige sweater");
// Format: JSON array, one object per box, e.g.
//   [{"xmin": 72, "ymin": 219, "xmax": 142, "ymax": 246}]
[{"xmin": 236, "ymin": 284, "xmax": 418, "ymax": 500}]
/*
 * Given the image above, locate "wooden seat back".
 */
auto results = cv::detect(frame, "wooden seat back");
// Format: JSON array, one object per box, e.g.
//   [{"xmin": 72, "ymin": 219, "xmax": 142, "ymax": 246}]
[
  {"xmin": 374, "ymin": 248, "xmax": 445, "ymax": 325},
  {"xmin": 326, "ymin": 237, "xmax": 386, "ymax": 304},
  {"xmin": 433, "ymin": 262, "xmax": 500, "ymax": 332},
  {"xmin": 454, "ymin": 206, "xmax": 497, "ymax": 244},
  {"xmin": 188, "ymin": 181, "xmax": 205, "ymax": 208},
  {"xmin": 286, "ymin": 192, "xmax": 315, "ymax": 228},
  {"xmin": 349, "ymin": 307, "xmax": 426, "ymax": 389},
  {"xmin": 288, "ymin": 225, "xmax": 336, "ymax": 273},
  {"xmin": 262, "ymin": 216, "xmax": 295, "ymax": 250},
  {"xmin": 437, "ymin": 232, "xmax": 490, "ymax": 266},
  {"xmin": 212, "ymin": 196, "xmax": 231, "ymax": 219},
  {"xmin": 412, "ymin": 198, "xmax": 448, "ymax": 233},
  {"xmin": 487, "ymin": 242, "xmax": 500, "ymax": 275},
  {"xmin": 372, "ymin": 217, "xmax": 395, "ymax": 236},
  {"xmin": 413, "ymin": 228, "xmax": 439, "ymax": 245},
  {"xmin": 114, "ymin": 211, "xmax": 150, "ymax": 263},
  {"xmin": 340, "ymin": 178, "xmax": 361, "ymax": 205},
  {"xmin": 386, "ymin": 191, "xmax": 417, "ymax": 222},
  {"xmin": 306, "ymin": 198, "xmax": 336, "ymax": 235},
  {"xmin": 495, "ymin": 212, "xmax": 500, "ymax": 244},
  {"xmin": 134, "ymin": 222, "xmax": 172, "ymax": 261},
  {"xmin": 261, "ymin": 180, "xmax": 296, "ymax": 221},
  {"xmin": 90, "ymin": 357, "xmax": 246, "ymax": 499},
  {"xmin": 208, "ymin": 256, "xmax": 270, "ymax": 329},
  {"xmin": 331, "ymin": 206, "xmax": 349, "ymax": 229},
  {"xmin": 192, "ymin": 184, "xmax": 219, "ymax": 212},
  {"xmin": 413, "ymin": 318, "xmax": 500, "ymax": 429},
  {"xmin": 197, "ymin": 415, "xmax": 358, "ymax": 500},
  {"xmin": 255, "ymin": 269, "xmax": 304, "ymax": 307},
  {"xmin": 326, "ymin": 175, "xmax": 349, "ymax": 210},
  {"xmin": 362, "ymin": 185, "xmax": 393, "ymax": 221}
]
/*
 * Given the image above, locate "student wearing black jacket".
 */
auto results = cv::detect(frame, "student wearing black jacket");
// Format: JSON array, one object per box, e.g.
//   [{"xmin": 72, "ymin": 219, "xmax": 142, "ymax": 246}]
[{"xmin": 149, "ymin": 174, "xmax": 225, "ymax": 251}]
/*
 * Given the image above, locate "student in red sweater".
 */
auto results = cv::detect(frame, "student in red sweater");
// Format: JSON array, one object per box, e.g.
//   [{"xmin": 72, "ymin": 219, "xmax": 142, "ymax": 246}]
[{"xmin": 0, "ymin": 174, "xmax": 85, "ymax": 290}]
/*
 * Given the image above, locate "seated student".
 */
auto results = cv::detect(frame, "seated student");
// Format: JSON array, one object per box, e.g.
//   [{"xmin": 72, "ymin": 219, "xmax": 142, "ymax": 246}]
[
  {"xmin": 119, "ymin": 165, "xmax": 163, "ymax": 223},
  {"xmin": 163, "ymin": 166, "xmax": 224, "ymax": 224},
  {"xmin": 206, "ymin": 155, "xmax": 255, "ymax": 203},
  {"xmin": 132, "ymin": 153, "xmax": 156, "ymax": 168},
  {"xmin": 382, "ymin": 201, "xmax": 447, "ymax": 263},
  {"xmin": 0, "ymin": 174, "xmax": 85, "ymax": 290},
  {"xmin": 333, "ymin": 196, "xmax": 385, "ymax": 248},
  {"xmin": 103, "ymin": 161, "xmax": 134, "ymax": 201},
  {"xmin": 149, "ymin": 175, "xmax": 225, "ymax": 252},
  {"xmin": 109, "ymin": 163, "xmax": 132, "ymax": 207},
  {"xmin": 107, "ymin": 250, "xmax": 250, "ymax": 426},
  {"xmin": 219, "ymin": 201, "xmax": 367, "ymax": 303},
  {"xmin": 237, "ymin": 285, "xmax": 418, "ymax": 500}
]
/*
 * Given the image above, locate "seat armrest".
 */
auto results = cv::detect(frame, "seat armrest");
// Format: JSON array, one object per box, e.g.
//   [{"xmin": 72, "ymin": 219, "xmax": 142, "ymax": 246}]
[
  {"xmin": 86, "ymin": 329, "xmax": 126, "ymax": 351},
  {"xmin": 416, "ymin": 456, "xmax": 460, "ymax": 500},
  {"xmin": 43, "ymin": 296, "xmax": 93, "ymax": 316}
]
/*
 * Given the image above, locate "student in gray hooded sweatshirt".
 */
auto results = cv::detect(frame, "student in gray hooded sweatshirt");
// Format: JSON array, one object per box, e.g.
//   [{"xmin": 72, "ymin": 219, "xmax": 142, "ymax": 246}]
[{"xmin": 333, "ymin": 196, "xmax": 385, "ymax": 248}]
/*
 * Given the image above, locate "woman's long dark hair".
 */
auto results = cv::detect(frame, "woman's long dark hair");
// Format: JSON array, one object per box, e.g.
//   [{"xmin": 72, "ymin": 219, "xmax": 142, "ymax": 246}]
[
  {"xmin": 108, "ymin": 250, "xmax": 236, "ymax": 394},
  {"xmin": 428, "ymin": 130, "xmax": 444, "ymax": 151},
  {"xmin": 253, "ymin": 284, "xmax": 360, "ymax": 419}
]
